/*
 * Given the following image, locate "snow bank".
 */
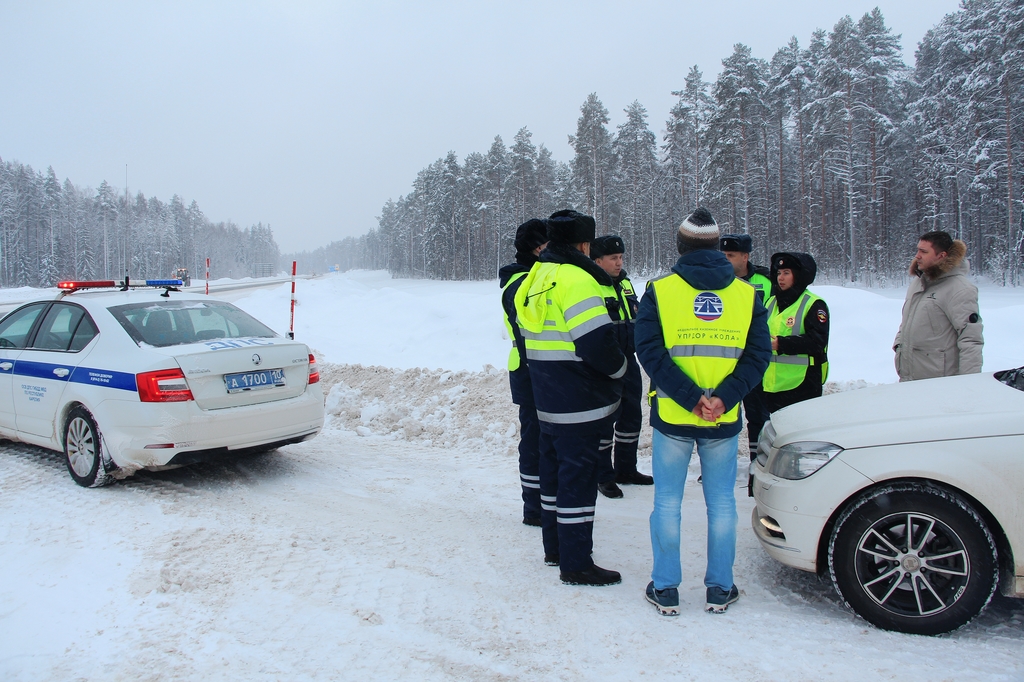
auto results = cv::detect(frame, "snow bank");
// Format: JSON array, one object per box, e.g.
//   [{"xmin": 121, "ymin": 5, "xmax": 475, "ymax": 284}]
[
  {"xmin": 317, "ymin": 360, "xmax": 863, "ymax": 462},
  {"xmin": 321, "ymin": 363, "xmax": 521, "ymax": 455}
]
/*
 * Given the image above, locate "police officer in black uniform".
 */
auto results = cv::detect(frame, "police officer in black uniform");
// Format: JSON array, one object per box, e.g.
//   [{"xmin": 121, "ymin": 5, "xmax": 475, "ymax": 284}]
[
  {"xmin": 591, "ymin": 235, "xmax": 653, "ymax": 499},
  {"xmin": 719, "ymin": 233, "xmax": 772, "ymax": 461},
  {"xmin": 498, "ymin": 219, "xmax": 548, "ymax": 526}
]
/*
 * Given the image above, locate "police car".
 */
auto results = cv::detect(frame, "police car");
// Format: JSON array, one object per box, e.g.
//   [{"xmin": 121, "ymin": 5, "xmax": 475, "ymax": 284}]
[{"xmin": 0, "ymin": 279, "xmax": 324, "ymax": 487}]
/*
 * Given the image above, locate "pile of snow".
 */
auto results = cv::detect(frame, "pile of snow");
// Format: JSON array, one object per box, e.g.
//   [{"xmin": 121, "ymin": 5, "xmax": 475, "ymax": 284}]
[{"xmin": 321, "ymin": 363, "xmax": 521, "ymax": 455}]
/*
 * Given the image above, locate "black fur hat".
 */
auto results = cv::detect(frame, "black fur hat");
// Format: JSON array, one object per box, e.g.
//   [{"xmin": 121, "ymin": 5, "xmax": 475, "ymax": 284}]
[
  {"xmin": 547, "ymin": 209, "xmax": 596, "ymax": 244},
  {"xmin": 514, "ymin": 219, "xmax": 548, "ymax": 255},
  {"xmin": 720, "ymin": 233, "xmax": 752, "ymax": 253},
  {"xmin": 590, "ymin": 235, "xmax": 624, "ymax": 259},
  {"xmin": 770, "ymin": 251, "xmax": 817, "ymax": 287}
]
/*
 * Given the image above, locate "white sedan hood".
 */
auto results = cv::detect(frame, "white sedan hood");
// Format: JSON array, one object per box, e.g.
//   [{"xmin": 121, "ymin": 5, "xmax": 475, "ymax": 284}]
[{"xmin": 769, "ymin": 371, "xmax": 1024, "ymax": 450}]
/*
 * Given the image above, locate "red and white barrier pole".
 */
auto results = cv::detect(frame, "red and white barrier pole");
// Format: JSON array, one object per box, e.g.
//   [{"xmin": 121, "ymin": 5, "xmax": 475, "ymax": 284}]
[
  {"xmin": 205, "ymin": 257, "xmax": 210, "ymax": 295},
  {"xmin": 288, "ymin": 260, "xmax": 297, "ymax": 339}
]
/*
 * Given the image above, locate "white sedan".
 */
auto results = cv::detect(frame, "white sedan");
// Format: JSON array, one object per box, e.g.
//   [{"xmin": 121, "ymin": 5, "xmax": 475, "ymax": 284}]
[
  {"xmin": 0, "ymin": 280, "xmax": 324, "ymax": 487},
  {"xmin": 751, "ymin": 369, "xmax": 1024, "ymax": 635}
]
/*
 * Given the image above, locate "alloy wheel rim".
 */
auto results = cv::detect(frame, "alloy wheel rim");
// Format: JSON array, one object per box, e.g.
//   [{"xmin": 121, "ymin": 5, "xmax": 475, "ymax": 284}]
[
  {"xmin": 854, "ymin": 511, "xmax": 970, "ymax": 618},
  {"xmin": 67, "ymin": 417, "xmax": 96, "ymax": 478}
]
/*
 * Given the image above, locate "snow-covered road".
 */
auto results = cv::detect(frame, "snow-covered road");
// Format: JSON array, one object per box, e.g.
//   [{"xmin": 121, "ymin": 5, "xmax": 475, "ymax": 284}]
[
  {"xmin": 2, "ymin": 270, "xmax": 1023, "ymax": 680},
  {"xmin": 3, "ymin": 420, "xmax": 1022, "ymax": 680}
]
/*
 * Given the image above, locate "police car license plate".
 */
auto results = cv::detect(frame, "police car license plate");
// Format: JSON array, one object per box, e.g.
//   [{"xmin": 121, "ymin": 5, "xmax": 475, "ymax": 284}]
[{"xmin": 224, "ymin": 368, "xmax": 286, "ymax": 393}]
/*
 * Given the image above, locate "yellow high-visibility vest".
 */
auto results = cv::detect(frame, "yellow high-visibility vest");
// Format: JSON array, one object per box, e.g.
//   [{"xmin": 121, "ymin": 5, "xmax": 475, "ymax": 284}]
[
  {"xmin": 502, "ymin": 271, "xmax": 528, "ymax": 371},
  {"xmin": 650, "ymin": 274, "xmax": 754, "ymax": 426},
  {"xmin": 763, "ymin": 291, "xmax": 828, "ymax": 392},
  {"xmin": 514, "ymin": 261, "xmax": 624, "ymax": 425},
  {"xmin": 514, "ymin": 262, "xmax": 616, "ymax": 365}
]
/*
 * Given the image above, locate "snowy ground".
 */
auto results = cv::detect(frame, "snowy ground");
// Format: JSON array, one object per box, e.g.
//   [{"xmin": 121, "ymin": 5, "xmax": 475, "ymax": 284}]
[{"xmin": 2, "ymin": 270, "xmax": 1024, "ymax": 681}]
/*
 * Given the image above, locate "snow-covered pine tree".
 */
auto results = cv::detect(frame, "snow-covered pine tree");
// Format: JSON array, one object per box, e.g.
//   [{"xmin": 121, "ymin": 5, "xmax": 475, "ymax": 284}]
[
  {"xmin": 613, "ymin": 101, "xmax": 658, "ymax": 272},
  {"xmin": 569, "ymin": 93, "xmax": 615, "ymax": 229}
]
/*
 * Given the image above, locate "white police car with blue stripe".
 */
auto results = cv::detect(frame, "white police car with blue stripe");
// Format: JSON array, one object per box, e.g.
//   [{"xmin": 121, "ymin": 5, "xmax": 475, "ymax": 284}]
[{"xmin": 0, "ymin": 279, "xmax": 324, "ymax": 487}]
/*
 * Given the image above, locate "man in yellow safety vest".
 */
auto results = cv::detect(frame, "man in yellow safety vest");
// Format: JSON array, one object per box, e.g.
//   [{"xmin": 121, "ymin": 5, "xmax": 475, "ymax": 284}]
[
  {"xmin": 634, "ymin": 207, "xmax": 771, "ymax": 616},
  {"xmin": 515, "ymin": 209, "xmax": 627, "ymax": 587},
  {"xmin": 590, "ymin": 234, "xmax": 653, "ymax": 500}
]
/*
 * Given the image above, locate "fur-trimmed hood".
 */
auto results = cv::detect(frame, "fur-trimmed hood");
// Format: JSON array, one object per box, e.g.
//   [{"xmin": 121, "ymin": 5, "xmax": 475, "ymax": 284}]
[{"xmin": 910, "ymin": 239, "xmax": 967, "ymax": 280}]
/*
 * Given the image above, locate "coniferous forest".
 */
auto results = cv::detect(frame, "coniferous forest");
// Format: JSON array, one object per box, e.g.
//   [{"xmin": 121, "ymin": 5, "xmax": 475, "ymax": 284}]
[
  {"xmin": 0, "ymin": 165, "xmax": 280, "ymax": 288},
  {"xmin": 293, "ymin": 0, "xmax": 1024, "ymax": 285}
]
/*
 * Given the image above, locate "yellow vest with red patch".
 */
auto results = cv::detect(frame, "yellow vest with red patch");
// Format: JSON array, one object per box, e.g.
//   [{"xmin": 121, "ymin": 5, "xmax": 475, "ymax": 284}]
[{"xmin": 762, "ymin": 291, "xmax": 828, "ymax": 392}]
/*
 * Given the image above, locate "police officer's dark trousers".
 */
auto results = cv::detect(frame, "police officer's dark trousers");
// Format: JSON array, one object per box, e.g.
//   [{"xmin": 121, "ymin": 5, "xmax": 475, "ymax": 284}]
[
  {"xmin": 518, "ymin": 404, "xmax": 541, "ymax": 520},
  {"xmin": 742, "ymin": 389, "xmax": 768, "ymax": 460},
  {"xmin": 614, "ymin": 358, "xmax": 643, "ymax": 474},
  {"xmin": 598, "ymin": 357, "xmax": 642, "ymax": 483},
  {"xmin": 539, "ymin": 427, "xmax": 604, "ymax": 572}
]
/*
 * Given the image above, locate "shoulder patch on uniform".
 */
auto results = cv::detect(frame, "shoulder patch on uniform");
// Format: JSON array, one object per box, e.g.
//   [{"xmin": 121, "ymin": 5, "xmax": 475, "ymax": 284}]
[{"xmin": 817, "ymin": 309, "xmax": 828, "ymax": 324}]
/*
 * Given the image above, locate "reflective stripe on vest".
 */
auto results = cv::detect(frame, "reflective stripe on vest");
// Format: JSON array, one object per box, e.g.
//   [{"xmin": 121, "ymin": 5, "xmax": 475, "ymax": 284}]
[
  {"xmin": 650, "ymin": 274, "xmax": 754, "ymax": 427},
  {"xmin": 763, "ymin": 290, "xmax": 825, "ymax": 392},
  {"xmin": 502, "ymin": 271, "xmax": 528, "ymax": 371},
  {"xmin": 536, "ymin": 400, "xmax": 621, "ymax": 425},
  {"xmin": 618, "ymin": 277, "xmax": 638, "ymax": 323}
]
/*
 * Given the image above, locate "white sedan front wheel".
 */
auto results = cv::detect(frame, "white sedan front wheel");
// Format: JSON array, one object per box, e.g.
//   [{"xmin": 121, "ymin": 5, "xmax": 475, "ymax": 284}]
[
  {"xmin": 829, "ymin": 482, "xmax": 998, "ymax": 635},
  {"xmin": 63, "ymin": 407, "xmax": 113, "ymax": 488}
]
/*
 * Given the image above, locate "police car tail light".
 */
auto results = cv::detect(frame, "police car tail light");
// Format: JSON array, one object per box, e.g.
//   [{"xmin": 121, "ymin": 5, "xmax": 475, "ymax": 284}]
[
  {"xmin": 137, "ymin": 369, "xmax": 195, "ymax": 402},
  {"xmin": 308, "ymin": 353, "xmax": 320, "ymax": 385}
]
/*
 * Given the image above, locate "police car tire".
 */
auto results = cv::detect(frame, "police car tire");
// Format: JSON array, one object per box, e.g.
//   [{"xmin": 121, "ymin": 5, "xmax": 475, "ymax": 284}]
[
  {"xmin": 63, "ymin": 407, "xmax": 113, "ymax": 488},
  {"xmin": 828, "ymin": 482, "xmax": 997, "ymax": 636}
]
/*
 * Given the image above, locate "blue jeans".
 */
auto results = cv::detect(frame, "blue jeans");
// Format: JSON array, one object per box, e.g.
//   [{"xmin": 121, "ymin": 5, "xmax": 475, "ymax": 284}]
[{"xmin": 649, "ymin": 429, "xmax": 739, "ymax": 591}]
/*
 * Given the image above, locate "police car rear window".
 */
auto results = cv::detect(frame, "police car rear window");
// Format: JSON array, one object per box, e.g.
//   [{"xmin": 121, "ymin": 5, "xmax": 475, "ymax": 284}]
[{"xmin": 108, "ymin": 301, "xmax": 277, "ymax": 348}]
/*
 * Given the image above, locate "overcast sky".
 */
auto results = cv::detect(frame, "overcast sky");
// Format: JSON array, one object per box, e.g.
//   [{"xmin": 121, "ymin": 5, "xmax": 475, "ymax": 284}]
[{"xmin": 1, "ymin": 0, "xmax": 962, "ymax": 253}]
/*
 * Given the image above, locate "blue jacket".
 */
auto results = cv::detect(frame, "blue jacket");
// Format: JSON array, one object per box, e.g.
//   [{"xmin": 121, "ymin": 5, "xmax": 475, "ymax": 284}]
[{"xmin": 635, "ymin": 249, "xmax": 771, "ymax": 439}]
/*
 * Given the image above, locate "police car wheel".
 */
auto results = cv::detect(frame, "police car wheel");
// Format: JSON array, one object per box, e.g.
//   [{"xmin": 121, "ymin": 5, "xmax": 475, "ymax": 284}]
[{"xmin": 63, "ymin": 407, "xmax": 113, "ymax": 488}]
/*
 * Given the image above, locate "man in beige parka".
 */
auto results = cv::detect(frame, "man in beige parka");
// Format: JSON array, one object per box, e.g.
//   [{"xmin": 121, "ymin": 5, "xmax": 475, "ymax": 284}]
[{"xmin": 893, "ymin": 230, "xmax": 984, "ymax": 381}]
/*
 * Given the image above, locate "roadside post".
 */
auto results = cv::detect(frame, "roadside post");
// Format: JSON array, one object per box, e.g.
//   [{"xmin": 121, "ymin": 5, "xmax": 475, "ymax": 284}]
[
  {"xmin": 205, "ymin": 257, "xmax": 210, "ymax": 295},
  {"xmin": 288, "ymin": 260, "xmax": 296, "ymax": 339}
]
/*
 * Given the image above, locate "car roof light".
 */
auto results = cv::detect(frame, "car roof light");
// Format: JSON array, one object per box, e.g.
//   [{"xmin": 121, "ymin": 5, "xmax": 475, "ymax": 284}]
[
  {"xmin": 57, "ymin": 278, "xmax": 184, "ymax": 296},
  {"xmin": 58, "ymin": 280, "xmax": 117, "ymax": 291}
]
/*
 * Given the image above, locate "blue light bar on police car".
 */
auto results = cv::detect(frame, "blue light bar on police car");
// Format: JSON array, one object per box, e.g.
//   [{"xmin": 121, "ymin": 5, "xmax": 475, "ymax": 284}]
[{"xmin": 138, "ymin": 279, "xmax": 184, "ymax": 286}]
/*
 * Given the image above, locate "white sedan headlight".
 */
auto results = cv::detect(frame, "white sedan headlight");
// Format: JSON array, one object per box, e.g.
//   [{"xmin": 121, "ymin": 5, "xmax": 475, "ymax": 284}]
[{"xmin": 768, "ymin": 441, "xmax": 844, "ymax": 480}]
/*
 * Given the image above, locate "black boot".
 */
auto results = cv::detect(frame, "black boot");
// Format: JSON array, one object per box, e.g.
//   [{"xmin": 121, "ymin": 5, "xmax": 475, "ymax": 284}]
[
  {"xmin": 560, "ymin": 564, "xmax": 621, "ymax": 586},
  {"xmin": 598, "ymin": 481, "xmax": 624, "ymax": 499},
  {"xmin": 616, "ymin": 470, "xmax": 653, "ymax": 485}
]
